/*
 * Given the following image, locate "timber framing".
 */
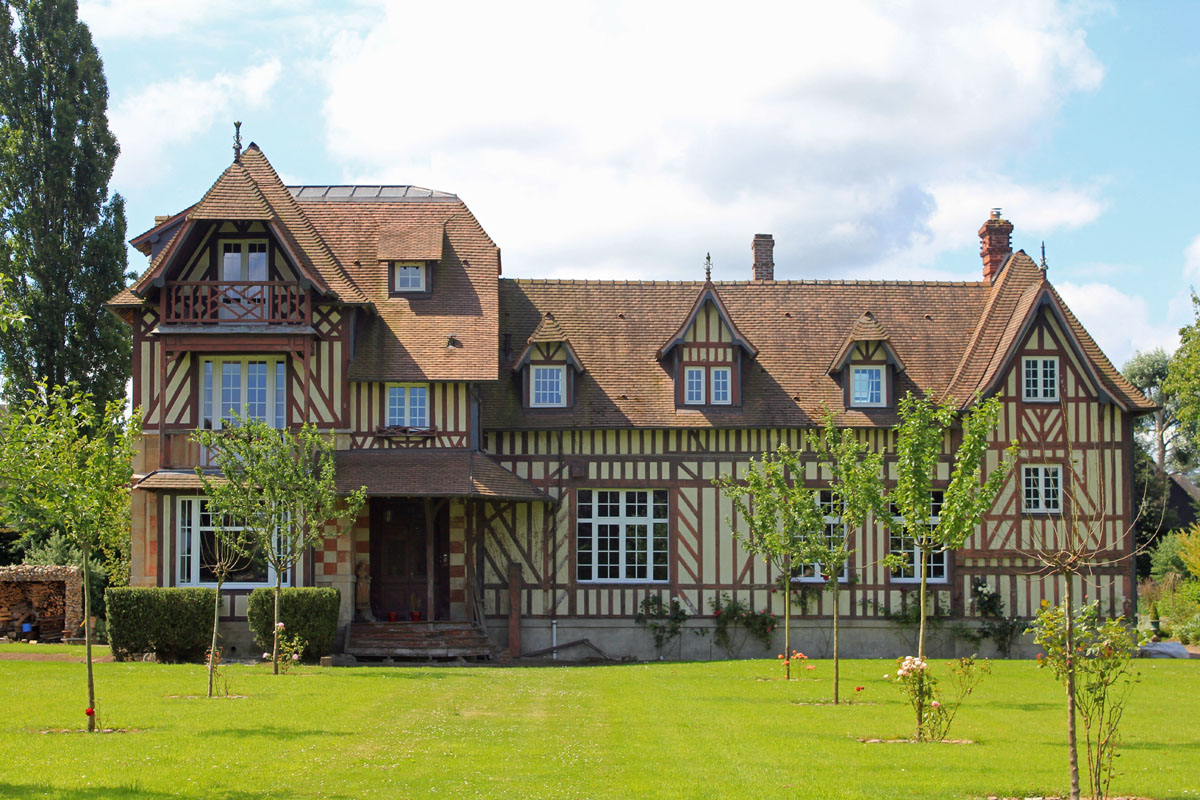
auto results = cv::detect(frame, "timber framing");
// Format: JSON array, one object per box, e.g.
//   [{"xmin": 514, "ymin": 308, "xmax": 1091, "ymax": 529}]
[{"xmin": 108, "ymin": 146, "xmax": 1156, "ymax": 659}]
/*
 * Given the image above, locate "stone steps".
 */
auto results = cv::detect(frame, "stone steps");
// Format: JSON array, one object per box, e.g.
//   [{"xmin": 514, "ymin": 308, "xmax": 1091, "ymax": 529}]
[{"xmin": 345, "ymin": 621, "xmax": 496, "ymax": 661}]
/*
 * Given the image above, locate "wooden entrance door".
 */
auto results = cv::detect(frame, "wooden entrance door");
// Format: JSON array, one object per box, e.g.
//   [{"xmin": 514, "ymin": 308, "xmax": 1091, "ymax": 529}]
[{"xmin": 369, "ymin": 498, "xmax": 450, "ymax": 621}]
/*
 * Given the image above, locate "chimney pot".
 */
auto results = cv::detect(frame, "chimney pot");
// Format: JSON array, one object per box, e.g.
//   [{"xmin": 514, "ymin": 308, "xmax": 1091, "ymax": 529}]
[
  {"xmin": 752, "ymin": 233, "xmax": 775, "ymax": 281},
  {"xmin": 978, "ymin": 211, "xmax": 1013, "ymax": 282}
]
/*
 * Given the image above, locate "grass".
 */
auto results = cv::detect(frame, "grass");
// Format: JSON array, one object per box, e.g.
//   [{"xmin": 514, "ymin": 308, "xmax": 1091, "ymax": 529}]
[
  {"xmin": 0, "ymin": 642, "xmax": 110, "ymax": 656},
  {"xmin": 0, "ymin": 647, "xmax": 1196, "ymax": 799}
]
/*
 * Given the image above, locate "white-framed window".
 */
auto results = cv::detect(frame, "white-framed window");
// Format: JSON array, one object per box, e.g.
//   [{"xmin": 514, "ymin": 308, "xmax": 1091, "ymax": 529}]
[
  {"xmin": 219, "ymin": 241, "xmax": 268, "ymax": 319},
  {"xmin": 1023, "ymin": 464, "xmax": 1062, "ymax": 513},
  {"xmin": 1022, "ymin": 356, "xmax": 1059, "ymax": 402},
  {"xmin": 221, "ymin": 240, "xmax": 268, "ymax": 282},
  {"xmin": 684, "ymin": 367, "xmax": 705, "ymax": 405},
  {"xmin": 386, "ymin": 383, "xmax": 429, "ymax": 428},
  {"xmin": 176, "ymin": 497, "xmax": 287, "ymax": 588},
  {"xmin": 795, "ymin": 489, "xmax": 849, "ymax": 582},
  {"xmin": 577, "ymin": 489, "xmax": 669, "ymax": 582},
  {"xmin": 531, "ymin": 365, "xmax": 566, "ymax": 407},
  {"xmin": 391, "ymin": 260, "xmax": 427, "ymax": 292},
  {"xmin": 889, "ymin": 491, "xmax": 947, "ymax": 583},
  {"xmin": 711, "ymin": 366, "xmax": 732, "ymax": 405},
  {"xmin": 201, "ymin": 357, "xmax": 286, "ymax": 429},
  {"xmin": 851, "ymin": 366, "xmax": 884, "ymax": 407}
]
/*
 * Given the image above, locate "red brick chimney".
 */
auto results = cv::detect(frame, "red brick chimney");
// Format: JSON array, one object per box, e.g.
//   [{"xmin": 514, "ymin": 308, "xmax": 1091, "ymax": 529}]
[
  {"xmin": 978, "ymin": 209, "xmax": 1013, "ymax": 282},
  {"xmin": 752, "ymin": 234, "xmax": 774, "ymax": 280}
]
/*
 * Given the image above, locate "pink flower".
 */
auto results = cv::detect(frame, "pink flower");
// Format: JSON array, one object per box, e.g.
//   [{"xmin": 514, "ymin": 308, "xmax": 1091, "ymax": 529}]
[
  {"xmin": 292, "ymin": 653, "xmax": 300, "ymax": 661},
  {"xmin": 276, "ymin": 622, "xmax": 286, "ymax": 630},
  {"xmin": 883, "ymin": 674, "xmax": 890, "ymax": 679},
  {"xmin": 931, "ymin": 701, "xmax": 941, "ymax": 709},
  {"xmin": 263, "ymin": 652, "xmax": 270, "ymax": 660}
]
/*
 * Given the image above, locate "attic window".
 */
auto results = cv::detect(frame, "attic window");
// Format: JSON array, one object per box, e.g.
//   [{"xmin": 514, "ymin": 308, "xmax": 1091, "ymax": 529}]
[
  {"xmin": 851, "ymin": 367, "xmax": 884, "ymax": 407},
  {"xmin": 390, "ymin": 261, "xmax": 428, "ymax": 294}
]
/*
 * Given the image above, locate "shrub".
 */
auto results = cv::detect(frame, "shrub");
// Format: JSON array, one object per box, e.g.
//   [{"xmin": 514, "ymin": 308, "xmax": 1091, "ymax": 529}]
[
  {"xmin": 1158, "ymin": 579, "xmax": 1200, "ymax": 632},
  {"xmin": 105, "ymin": 587, "xmax": 215, "ymax": 662},
  {"xmin": 247, "ymin": 587, "xmax": 340, "ymax": 659},
  {"xmin": 709, "ymin": 592, "xmax": 777, "ymax": 657},
  {"xmin": 1177, "ymin": 613, "xmax": 1200, "ymax": 646},
  {"xmin": 1150, "ymin": 532, "xmax": 1190, "ymax": 582},
  {"xmin": 634, "ymin": 595, "xmax": 689, "ymax": 659}
]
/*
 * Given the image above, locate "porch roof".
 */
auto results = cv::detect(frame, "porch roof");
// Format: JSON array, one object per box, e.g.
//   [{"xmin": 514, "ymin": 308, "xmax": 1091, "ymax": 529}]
[
  {"xmin": 334, "ymin": 450, "xmax": 548, "ymax": 502},
  {"xmin": 135, "ymin": 470, "xmax": 225, "ymax": 491}
]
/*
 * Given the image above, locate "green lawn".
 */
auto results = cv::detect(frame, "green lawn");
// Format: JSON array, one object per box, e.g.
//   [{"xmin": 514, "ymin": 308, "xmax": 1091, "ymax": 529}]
[{"xmin": 0, "ymin": 648, "xmax": 1196, "ymax": 799}]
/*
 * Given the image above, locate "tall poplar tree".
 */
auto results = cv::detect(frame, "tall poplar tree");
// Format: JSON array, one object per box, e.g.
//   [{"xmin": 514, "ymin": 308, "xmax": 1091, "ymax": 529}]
[{"xmin": 0, "ymin": 0, "xmax": 130, "ymax": 408}]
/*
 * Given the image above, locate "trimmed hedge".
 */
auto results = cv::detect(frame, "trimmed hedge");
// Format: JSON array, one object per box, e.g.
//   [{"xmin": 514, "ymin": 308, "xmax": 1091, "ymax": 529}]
[
  {"xmin": 105, "ymin": 587, "xmax": 215, "ymax": 662},
  {"xmin": 247, "ymin": 587, "xmax": 340, "ymax": 659}
]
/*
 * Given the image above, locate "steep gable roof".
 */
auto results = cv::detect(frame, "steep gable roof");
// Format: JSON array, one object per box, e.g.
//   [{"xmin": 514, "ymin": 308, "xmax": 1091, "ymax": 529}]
[
  {"xmin": 513, "ymin": 312, "xmax": 583, "ymax": 371},
  {"xmin": 828, "ymin": 311, "xmax": 908, "ymax": 374},
  {"xmin": 121, "ymin": 145, "xmax": 369, "ymax": 305},
  {"xmin": 657, "ymin": 282, "xmax": 758, "ymax": 360}
]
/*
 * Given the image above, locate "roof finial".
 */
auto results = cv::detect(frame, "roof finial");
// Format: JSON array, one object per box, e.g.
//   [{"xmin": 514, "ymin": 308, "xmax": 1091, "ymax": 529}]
[
  {"xmin": 1040, "ymin": 240, "xmax": 1048, "ymax": 271},
  {"xmin": 704, "ymin": 252, "xmax": 712, "ymax": 282},
  {"xmin": 233, "ymin": 121, "xmax": 243, "ymax": 162}
]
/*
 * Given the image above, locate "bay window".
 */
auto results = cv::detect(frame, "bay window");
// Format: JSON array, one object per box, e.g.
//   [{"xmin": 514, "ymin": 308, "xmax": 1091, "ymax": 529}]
[{"xmin": 176, "ymin": 497, "xmax": 286, "ymax": 588}]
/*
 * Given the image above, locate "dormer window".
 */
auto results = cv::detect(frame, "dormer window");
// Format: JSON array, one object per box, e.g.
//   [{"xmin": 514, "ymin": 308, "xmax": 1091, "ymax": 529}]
[
  {"xmin": 711, "ymin": 367, "xmax": 731, "ymax": 405},
  {"xmin": 391, "ymin": 261, "xmax": 427, "ymax": 293},
  {"xmin": 851, "ymin": 366, "xmax": 884, "ymax": 407},
  {"xmin": 531, "ymin": 365, "xmax": 566, "ymax": 407},
  {"xmin": 684, "ymin": 367, "xmax": 705, "ymax": 405}
]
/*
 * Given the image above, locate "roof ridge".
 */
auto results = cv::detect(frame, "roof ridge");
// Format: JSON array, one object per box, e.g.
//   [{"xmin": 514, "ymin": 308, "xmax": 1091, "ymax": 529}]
[
  {"xmin": 501, "ymin": 277, "xmax": 988, "ymax": 287},
  {"xmin": 240, "ymin": 147, "xmax": 369, "ymax": 304}
]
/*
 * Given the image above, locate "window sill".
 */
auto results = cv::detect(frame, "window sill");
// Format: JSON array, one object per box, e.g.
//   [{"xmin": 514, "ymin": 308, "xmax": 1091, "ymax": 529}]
[
  {"xmin": 793, "ymin": 577, "xmax": 849, "ymax": 584},
  {"xmin": 377, "ymin": 426, "xmax": 437, "ymax": 438},
  {"xmin": 576, "ymin": 579, "xmax": 670, "ymax": 586},
  {"xmin": 889, "ymin": 577, "xmax": 949, "ymax": 585},
  {"xmin": 1021, "ymin": 397, "xmax": 1060, "ymax": 404}
]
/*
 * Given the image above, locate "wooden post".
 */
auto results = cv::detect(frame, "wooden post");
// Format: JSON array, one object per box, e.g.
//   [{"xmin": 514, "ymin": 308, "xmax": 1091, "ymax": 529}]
[
  {"xmin": 507, "ymin": 561, "xmax": 522, "ymax": 657},
  {"xmin": 424, "ymin": 497, "xmax": 436, "ymax": 620}
]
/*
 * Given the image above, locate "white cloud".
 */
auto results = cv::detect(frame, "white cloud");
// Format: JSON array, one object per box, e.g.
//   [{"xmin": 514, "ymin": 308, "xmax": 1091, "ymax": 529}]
[
  {"xmin": 1056, "ymin": 281, "xmax": 1184, "ymax": 367},
  {"xmin": 320, "ymin": 0, "xmax": 1106, "ymax": 280},
  {"xmin": 78, "ymin": 1, "xmax": 244, "ymax": 39},
  {"xmin": 109, "ymin": 60, "xmax": 282, "ymax": 190},
  {"xmin": 1184, "ymin": 233, "xmax": 1200, "ymax": 281}
]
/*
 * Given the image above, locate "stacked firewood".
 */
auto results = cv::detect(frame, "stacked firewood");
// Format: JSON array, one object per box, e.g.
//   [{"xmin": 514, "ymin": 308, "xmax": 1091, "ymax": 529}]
[{"xmin": 0, "ymin": 581, "xmax": 67, "ymax": 638}]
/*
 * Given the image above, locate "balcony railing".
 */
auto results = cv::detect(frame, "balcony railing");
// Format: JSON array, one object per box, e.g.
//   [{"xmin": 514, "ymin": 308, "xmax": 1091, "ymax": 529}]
[{"xmin": 164, "ymin": 281, "xmax": 310, "ymax": 325}]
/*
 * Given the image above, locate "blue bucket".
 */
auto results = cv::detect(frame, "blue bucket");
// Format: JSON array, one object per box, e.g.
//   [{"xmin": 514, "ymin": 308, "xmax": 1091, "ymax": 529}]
[{"xmin": 21, "ymin": 623, "xmax": 32, "ymax": 633}]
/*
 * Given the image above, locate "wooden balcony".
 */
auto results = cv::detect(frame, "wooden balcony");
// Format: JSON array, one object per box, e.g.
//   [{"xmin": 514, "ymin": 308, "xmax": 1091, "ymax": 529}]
[{"xmin": 163, "ymin": 281, "xmax": 309, "ymax": 325}]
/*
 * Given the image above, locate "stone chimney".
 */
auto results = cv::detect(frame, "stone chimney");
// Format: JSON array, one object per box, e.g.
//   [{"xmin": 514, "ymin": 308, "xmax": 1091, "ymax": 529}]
[
  {"xmin": 752, "ymin": 234, "xmax": 774, "ymax": 281},
  {"xmin": 978, "ymin": 209, "xmax": 1013, "ymax": 281}
]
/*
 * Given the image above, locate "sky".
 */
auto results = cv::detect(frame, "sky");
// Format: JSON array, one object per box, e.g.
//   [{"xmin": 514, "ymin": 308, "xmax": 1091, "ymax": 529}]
[{"xmin": 79, "ymin": 0, "xmax": 1200, "ymax": 370}]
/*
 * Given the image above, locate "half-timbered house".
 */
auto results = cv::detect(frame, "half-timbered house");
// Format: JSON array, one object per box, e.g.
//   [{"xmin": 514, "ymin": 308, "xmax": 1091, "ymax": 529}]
[{"xmin": 108, "ymin": 145, "xmax": 1154, "ymax": 659}]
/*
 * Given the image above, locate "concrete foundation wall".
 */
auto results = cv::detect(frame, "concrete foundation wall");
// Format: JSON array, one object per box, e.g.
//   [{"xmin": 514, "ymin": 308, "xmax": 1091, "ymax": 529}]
[{"xmin": 487, "ymin": 617, "xmax": 1040, "ymax": 662}]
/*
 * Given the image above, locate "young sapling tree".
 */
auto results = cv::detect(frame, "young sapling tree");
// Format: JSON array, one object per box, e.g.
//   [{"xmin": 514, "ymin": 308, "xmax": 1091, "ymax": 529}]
[
  {"xmin": 196, "ymin": 417, "xmax": 365, "ymax": 674},
  {"xmin": 805, "ymin": 411, "xmax": 885, "ymax": 704},
  {"xmin": 715, "ymin": 444, "xmax": 822, "ymax": 679},
  {"xmin": 0, "ymin": 384, "xmax": 139, "ymax": 731},
  {"xmin": 888, "ymin": 391, "xmax": 1016, "ymax": 738}
]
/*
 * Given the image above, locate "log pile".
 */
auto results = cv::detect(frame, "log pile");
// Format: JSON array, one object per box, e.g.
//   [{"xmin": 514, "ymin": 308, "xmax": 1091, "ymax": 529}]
[{"xmin": 0, "ymin": 565, "xmax": 82, "ymax": 641}]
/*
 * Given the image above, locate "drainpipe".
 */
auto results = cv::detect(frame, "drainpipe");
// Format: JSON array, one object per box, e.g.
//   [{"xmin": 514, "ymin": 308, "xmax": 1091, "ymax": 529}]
[{"xmin": 552, "ymin": 619, "xmax": 558, "ymax": 660}]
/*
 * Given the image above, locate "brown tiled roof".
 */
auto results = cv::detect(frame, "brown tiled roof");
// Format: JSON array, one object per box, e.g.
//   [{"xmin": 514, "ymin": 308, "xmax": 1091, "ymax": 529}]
[
  {"xmin": 136, "ymin": 470, "xmax": 226, "ymax": 491},
  {"xmin": 334, "ymin": 450, "xmax": 546, "ymax": 501},
  {"xmin": 482, "ymin": 278, "xmax": 993, "ymax": 430},
  {"xmin": 828, "ymin": 311, "xmax": 907, "ymax": 374},
  {"xmin": 189, "ymin": 163, "xmax": 273, "ymax": 220},
  {"xmin": 305, "ymin": 200, "xmax": 500, "ymax": 382},
  {"xmin": 377, "ymin": 223, "xmax": 445, "ymax": 261},
  {"xmin": 658, "ymin": 282, "xmax": 757, "ymax": 359},
  {"xmin": 237, "ymin": 146, "xmax": 367, "ymax": 304},
  {"xmin": 115, "ymin": 145, "xmax": 369, "ymax": 306},
  {"xmin": 513, "ymin": 313, "xmax": 583, "ymax": 370}
]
